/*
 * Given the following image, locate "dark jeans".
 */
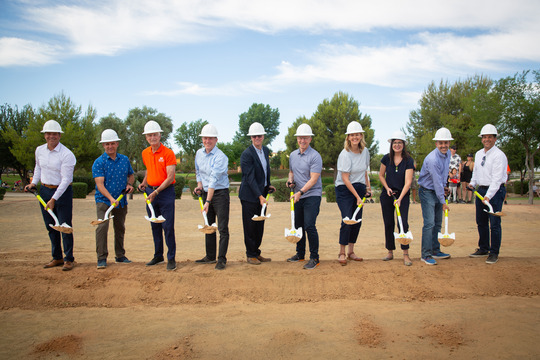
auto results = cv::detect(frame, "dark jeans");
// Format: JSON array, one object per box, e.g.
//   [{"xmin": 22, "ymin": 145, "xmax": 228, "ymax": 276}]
[
  {"xmin": 241, "ymin": 199, "xmax": 266, "ymax": 258},
  {"xmin": 294, "ymin": 195, "xmax": 321, "ymax": 260},
  {"xmin": 39, "ymin": 185, "xmax": 74, "ymax": 262},
  {"xmin": 203, "ymin": 189, "xmax": 230, "ymax": 262},
  {"xmin": 146, "ymin": 185, "xmax": 176, "ymax": 261},
  {"xmin": 335, "ymin": 183, "xmax": 366, "ymax": 246},
  {"xmin": 380, "ymin": 190, "xmax": 410, "ymax": 251},
  {"xmin": 95, "ymin": 202, "xmax": 128, "ymax": 260},
  {"xmin": 476, "ymin": 185, "xmax": 505, "ymax": 255}
]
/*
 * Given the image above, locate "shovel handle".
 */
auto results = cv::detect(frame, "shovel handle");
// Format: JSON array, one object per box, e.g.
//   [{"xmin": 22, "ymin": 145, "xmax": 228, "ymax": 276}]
[
  {"xmin": 289, "ymin": 191, "xmax": 295, "ymax": 211},
  {"xmin": 198, "ymin": 196, "xmax": 204, "ymax": 210}
]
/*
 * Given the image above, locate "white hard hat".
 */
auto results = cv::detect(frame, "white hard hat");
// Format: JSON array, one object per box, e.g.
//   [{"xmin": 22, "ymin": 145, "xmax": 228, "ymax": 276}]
[
  {"xmin": 388, "ymin": 130, "xmax": 407, "ymax": 143},
  {"xmin": 199, "ymin": 124, "xmax": 219, "ymax": 137},
  {"xmin": 345, "ymin": 121, "xmax": 364, "ymax": 134},
  {"xmin": 432, "ymin": 127, "xmax": 454, "ymax": 141},
  {"xmin": 247, "ymin": 122, "xmax": 267, "ymax": 136},
  {"xmin": 294, "ymin": 123, "xmax": 314, "ymax": 136},
  {"xmin": 142, "ymin": 120, "xmax": 163, "ymax": 135},
  {"xmin": 479, "ymin": 124, "xmax": 498, "ymax": 137},
  {"xmin": 100, "ymin": 129, "xmax": 121, "ymax": 143},
  {"xmin": 41, "ymin": 120, "xmax": 63, "ymax": 133}
]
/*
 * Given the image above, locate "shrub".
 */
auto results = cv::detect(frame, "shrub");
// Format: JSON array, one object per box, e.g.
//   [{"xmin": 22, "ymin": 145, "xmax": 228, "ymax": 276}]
[
  {"xmin": 73, "ymin": 176, "xmax": 95, "ymax": 194},
  {"xmin": 174, "ymin": 175, "xmax": 186, "ymax": 199},
  {"xmin": 324, "ymin": 184, "xmax": 336, "ymax": 202},
  {"xmin": 0, "ymin": 188, "xmax": 6, "ymax": 200},
  {"xmin": 187, "ymin": 179, "xmax": 199, "ymax": 200},
  {"xmin": 135, "ymin": 170, "xmax": 146, "ymax": 184},
  {"xmin": 272, "ymin": 179, "xmax": 290, "ymax": 202},
  {"xmin": 321, "ymin": 176, "xmax": 334, "ymax": 187},
  {"xmin": 72, "ymin": 182, "xmax": 88, "ymax": 199}
]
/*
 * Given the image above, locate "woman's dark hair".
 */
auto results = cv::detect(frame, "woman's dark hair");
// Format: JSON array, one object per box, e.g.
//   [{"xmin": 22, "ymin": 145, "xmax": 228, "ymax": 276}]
[{"xmin": 389, "ymin": 139, "xmax": 410, "ymax": 165}]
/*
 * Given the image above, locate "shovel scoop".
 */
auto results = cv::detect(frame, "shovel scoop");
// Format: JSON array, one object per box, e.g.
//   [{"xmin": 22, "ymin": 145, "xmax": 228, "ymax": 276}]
[
  {"xmin": 473, "ymin": 191, "xmax": 505, "ymax": 217},
  {"xmin": 91, "ymin": 189, "xmax": 127, "ymax": 225},
  {"xmin": 393, "ymin": 197, "xmax": 412, "ymax": 245},
  {"xmin": 343, "ymin": 197, "xmax": 367, "ymax": 225},
  {"xmin": 252, "ymin": 189, "xmax": 275, "ymax": 221},
  {"xmin": 195, "ymin": 190, "xmax": 217, "ymax": 234},
  {"xmin": 144, "ymin": 192, "xmax": 166, "ymax": 223},
  {"xmin": 438, "ymin": 199, "xmax": 455, "ymax": 246},
  {"xmin": 30, "ymin": 189, "xmax": 73, "ymax": 234},
  {"xmin": 285, "ymin": 190, "xmax": 303, "ymax": 243}
]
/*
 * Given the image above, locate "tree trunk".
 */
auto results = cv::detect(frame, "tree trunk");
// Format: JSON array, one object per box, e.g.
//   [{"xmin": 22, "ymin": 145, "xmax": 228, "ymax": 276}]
[{"xmin": 526, "ymin": 150, "xmax": 534, "ymax": 205}]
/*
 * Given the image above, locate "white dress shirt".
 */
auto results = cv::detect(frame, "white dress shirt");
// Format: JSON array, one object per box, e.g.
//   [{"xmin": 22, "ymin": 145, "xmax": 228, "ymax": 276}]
[
  {"xmin": 32, "ymin": 142, "xmax": 76, "ymax": 200},
  {"xmin": 470, "ymin": 145, "xmax": 507, "ymax": 199}
]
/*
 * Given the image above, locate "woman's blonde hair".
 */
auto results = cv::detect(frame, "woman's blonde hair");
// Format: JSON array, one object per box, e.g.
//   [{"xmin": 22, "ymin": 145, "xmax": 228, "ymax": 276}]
[{"xmin": 344, "ymin": 133, "xmax": 366, "ymax": 152}]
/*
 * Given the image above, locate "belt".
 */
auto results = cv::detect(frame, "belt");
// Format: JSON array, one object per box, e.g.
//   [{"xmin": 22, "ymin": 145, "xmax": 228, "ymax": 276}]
[
  {"xmin": 205, "ymin": 188, "xmax": 228, "ymax": 194},
  {"xmin": 42, "ymin": 184, "xmax": 59, "ymax": 189},
  {"xmin": 478, "ymin": 184, "xmax": 505, "ymax": 190},
  {"xmin": 148, "ymin": 184, "xmax": 172, "ymax": 190}
]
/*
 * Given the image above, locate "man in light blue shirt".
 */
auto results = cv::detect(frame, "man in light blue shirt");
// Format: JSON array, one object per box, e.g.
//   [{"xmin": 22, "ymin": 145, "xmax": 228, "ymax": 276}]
[
  {"xmin": 194, "ymin": 124, "xmax": 230, "ymax": 270},
  {"xmin": 418, "ymin": 127, "xmax": 452, "ymax": 265}
]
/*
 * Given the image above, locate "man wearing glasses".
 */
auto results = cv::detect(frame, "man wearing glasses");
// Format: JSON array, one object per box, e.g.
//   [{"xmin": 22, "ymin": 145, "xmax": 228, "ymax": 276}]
[
  {"xmin": 468, "ymin": 124, "xmax": 508, "ymax": 264},
  {"xmin": 239, "ymin": 122, "xmax": 276, "ymax": 265}
]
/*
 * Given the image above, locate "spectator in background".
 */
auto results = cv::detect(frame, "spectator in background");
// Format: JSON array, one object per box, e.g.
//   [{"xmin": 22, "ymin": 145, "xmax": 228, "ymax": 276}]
[{"xmin": 460, "ymin": 154, "xmax": 474, "ymax": 203}]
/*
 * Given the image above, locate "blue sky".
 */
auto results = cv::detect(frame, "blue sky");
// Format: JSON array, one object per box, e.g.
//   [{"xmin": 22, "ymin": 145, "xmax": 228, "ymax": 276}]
[{"xmin": 1, "ymin": 0, "xmax": 539, "ymax": 154}]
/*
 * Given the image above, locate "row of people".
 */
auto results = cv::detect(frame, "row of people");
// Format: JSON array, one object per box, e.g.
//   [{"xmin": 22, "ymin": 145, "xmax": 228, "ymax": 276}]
[{"xmin": 24, "ymin": 120, "xmax": 507, "ymax": 271}]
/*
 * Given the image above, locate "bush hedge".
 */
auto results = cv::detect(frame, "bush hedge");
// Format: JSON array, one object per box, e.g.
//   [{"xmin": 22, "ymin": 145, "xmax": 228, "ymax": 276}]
[
  {"xmin": 0, "ymin": 188, "xmax": 6, "ymax": 200},
  {"xmin": 324, "ymin": 184, "xmax": 336, "ymax": 202},
  {"xmin": 174, "ymin": 175, "xmax": 186, "ymax": 199},
  {"xmin": 73, "ymin": 176, "xmax": 95, "ymax": 194},
  {"xmin": 72, "ymin": 182, "xmax": 88, "ymax": 199},
  {"xmin": 271, "ymin": 179, "xmax": 291, "ymax": 202},
  {"xmin": 187, "ymin": 179, "xmax": 199, "ymax": 200}
]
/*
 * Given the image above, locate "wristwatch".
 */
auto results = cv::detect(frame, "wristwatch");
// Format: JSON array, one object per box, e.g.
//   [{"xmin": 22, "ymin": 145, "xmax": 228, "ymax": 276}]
[{"xmin": 299, "ymin": 190, "xmax": 305, "ymax": 195}]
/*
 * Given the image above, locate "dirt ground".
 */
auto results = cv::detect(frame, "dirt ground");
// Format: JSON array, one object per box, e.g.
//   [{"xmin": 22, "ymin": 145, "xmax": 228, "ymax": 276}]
[{"xmin": 0, "ymin": 192, "xmax": 539, "ymax": 359}]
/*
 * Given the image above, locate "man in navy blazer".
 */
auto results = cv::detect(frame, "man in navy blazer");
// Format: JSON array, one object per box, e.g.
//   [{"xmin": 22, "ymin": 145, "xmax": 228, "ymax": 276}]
[{"xmin": 239, "ymin": 122, "xmax": 276, "ymax": 265}]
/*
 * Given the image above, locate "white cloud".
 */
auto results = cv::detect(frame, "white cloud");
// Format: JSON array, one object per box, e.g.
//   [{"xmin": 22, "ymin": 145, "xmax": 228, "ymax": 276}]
[{"xmin": 0, "ymin": 37, "xmax": 61, "ymax": 66}]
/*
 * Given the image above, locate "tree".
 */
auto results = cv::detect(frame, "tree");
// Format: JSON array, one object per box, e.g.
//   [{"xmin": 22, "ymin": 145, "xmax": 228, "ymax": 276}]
[
  {"xmin": 310, "ymin": 91, "xmax": 378, "ymax": 178},
  {"xmin": 36, "ymin": 93, "xmax": 101, "ymax": 171},
  {"xmin": 284, "ymin": 116, "xmax": 310, "ymax": 154},
  {"xmin": 124, "ymin": 106, "xmax": 173, "ymax": 171},
  {"xmin": 406, "ymin": 75, "xmax": 496, "ymax": 168},
  {"xmin": 97, "ymin": 113, "xmax": 128, "ymax": 154},
  {"xmin": 494, "ymin": 70, "xmax": 540, "ymax": 204},
  {"xmin": 233, "ymin": 103, "xmax": 280, "ymax": 148},
  {"xmin": 219, "ymin": 141, "xmax": 244, "ymax": 170},
  {"xmin": 174, "ymin": 119, "xmax": 207, "ymax": 158},
  {"xmin": 0, "ymin": 104, "xmax": 33, "ymax": 183}
]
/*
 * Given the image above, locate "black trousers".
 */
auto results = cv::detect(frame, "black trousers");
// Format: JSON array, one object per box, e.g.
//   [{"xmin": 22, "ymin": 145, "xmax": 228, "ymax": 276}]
[
  {"xmin": 241, "ymin": 199, "xmax": 266, "ymax": 258},
  {"xmin": 380, "ymin": 190, "xmax": 410, "ymax": 251},
  {"xmin": 202, "ymin": 189, "xmax": 230, "ymax": 262}
]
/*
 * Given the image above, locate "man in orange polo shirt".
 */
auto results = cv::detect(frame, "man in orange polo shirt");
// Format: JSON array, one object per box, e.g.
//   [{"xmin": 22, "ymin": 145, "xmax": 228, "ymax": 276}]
[{"xmin": 138, "ymin": 120, "xmax": 177, "ymax": 271}]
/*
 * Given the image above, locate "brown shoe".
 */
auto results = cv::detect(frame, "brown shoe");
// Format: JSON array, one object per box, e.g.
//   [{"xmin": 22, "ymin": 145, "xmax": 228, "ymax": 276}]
[
  {"xmin": 256, "ymin": 255, "xmax": 272, "ymax": 262},
  {"xmin": 247, "ymin": 257, "xmax": 261, "ymax": 265},
  {"xmin": 62, "ymin": 261, "xmax": 74, "ymax": 271},
  {"xmin": 44, "ymin": 259, "xmax": 64, "ymax": 268}
]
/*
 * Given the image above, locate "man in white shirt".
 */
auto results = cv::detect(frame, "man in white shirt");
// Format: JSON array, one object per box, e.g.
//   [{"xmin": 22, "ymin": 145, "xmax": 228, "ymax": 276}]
[
  {"xmin": 468, "ymin": 124, "xmax": 508, "ymax": 264},
  {"xmin": 25, "ymin": 120, "xmax": 77, "ymax": 271}
]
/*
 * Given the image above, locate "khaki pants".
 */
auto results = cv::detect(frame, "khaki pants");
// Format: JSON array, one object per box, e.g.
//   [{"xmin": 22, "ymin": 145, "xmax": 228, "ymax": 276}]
[{"xmin": 95, "ymin": 202, "xmax": 128, "ymax": 261}]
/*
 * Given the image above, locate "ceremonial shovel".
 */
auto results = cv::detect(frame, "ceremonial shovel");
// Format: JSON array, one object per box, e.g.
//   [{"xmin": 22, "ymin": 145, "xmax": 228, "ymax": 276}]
[
  {"xmin": 438, "ymin": 199, "xmax": 455, "ymax": 246},
  {"xmin": 342, "ymin": 197, "xmax": 367, "ymax": 225},
  {"xmin": 252, "ymin": 188, "xmax": 275, "ymax": 221},
  {"xmin": 393, "ymin": 196, "xmax": 413, "ymax": 245},
  {"xmin": 30, "ymin": 189, "xmax": 73, "ymax": 233},
  {"xmin": 143, "ymin": 192, "xmax": 166, "ymax": 223},
  {"xmin": 473, "ymin": 191, "xmax": 505, "ymax": 217},
  {"xmin": 195, "ymin": 189, "xmax": 217, "ymax": 234},
  {"xmin": 91, "ymin": 189, "xmax": 127, "ymax": 225}
]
